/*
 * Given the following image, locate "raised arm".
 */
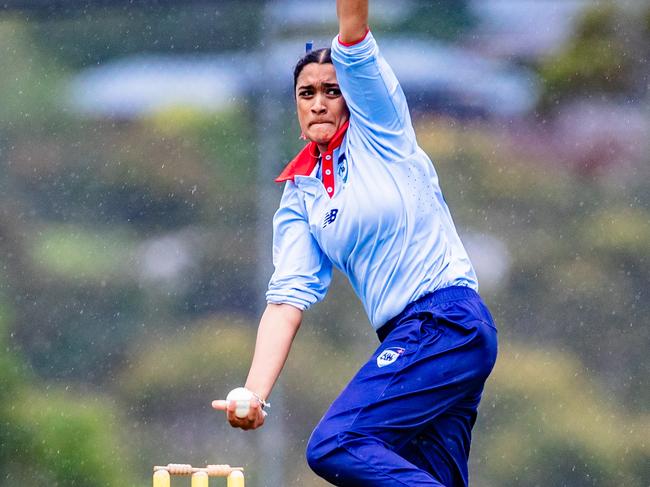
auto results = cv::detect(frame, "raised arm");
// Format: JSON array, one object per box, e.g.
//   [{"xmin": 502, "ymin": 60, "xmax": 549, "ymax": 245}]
[
  {"xmin": 332, "ymin": 0, "xmax": 417, "ymax": 160},
  {"xmin": 337, "ymin": 0, "xmax": 369, "ymax": 44}
]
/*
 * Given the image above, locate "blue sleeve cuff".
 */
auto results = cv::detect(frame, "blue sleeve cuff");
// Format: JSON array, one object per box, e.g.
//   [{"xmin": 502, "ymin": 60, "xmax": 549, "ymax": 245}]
[
  {"xmin": 265, "ymin": 289, "xmax": 315, "ymax": 311},
  {"xmin": 266, "ymin": 270, "xmax": 330, "ymax": 310}
]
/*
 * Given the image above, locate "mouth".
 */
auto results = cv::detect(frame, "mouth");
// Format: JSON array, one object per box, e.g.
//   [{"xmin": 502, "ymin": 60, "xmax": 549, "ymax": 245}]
[{"xmin": 310, "ymin": 121, "xmax": 333, "ymax": 127}]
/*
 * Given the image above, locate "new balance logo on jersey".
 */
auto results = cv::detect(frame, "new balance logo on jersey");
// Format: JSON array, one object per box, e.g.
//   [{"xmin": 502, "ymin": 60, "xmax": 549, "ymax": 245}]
[{"xmin": 323, "ymin": 208, "xmax": 339, "ymax": 228}]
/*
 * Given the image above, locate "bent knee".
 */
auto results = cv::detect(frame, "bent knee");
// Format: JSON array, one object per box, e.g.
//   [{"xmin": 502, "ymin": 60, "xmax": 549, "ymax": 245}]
[
  {"xmin": 305, "ymin": 447, "xmax": 326, "ymax": 477},
  {"xmin": 306, "ymin": 438, "xmax": 335, "ymax": 478},
  {"xmin": 305, "ymin": 428, "xmax": 355, "ymax": 479},
  {"xmin": 306, "ymin": 426, "xmax": 331, "ymax": 475}
]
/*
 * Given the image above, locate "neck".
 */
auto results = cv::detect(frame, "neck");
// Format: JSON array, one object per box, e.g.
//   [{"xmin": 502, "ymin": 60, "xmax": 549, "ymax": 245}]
[{"xmin": 312, "ymin": 120, "xmax": 350, "ymax": 156}]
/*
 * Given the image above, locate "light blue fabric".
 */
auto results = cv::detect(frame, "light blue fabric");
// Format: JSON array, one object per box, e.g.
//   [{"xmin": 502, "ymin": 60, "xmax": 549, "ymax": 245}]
[{"xmin": 266, "ymin": 31, "xmax": 477, "ymax": 330}]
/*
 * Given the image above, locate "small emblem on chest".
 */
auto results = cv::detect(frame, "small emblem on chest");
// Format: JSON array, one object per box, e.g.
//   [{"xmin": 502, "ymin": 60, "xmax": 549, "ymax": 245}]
[
  {"xmin": 322, "ymin": 208, "xmax": 339, "ymax": 228},
  {"xmin": 338, "ymin": 154, "xmax": 348, "ymax": 183}
]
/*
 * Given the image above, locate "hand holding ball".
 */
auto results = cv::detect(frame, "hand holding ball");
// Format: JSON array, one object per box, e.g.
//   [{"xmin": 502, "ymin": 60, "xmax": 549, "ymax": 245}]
[
  {"xmin": 211, "ymin": 387, "xmax": 268, "ymax": 426},
  {"xmin": 226, "ymin": 387, "xmax": 254, "ymax": 418}
]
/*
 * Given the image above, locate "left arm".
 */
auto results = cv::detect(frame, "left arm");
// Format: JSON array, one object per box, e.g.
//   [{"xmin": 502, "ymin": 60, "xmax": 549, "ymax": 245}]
[
  {"xmin": 333, "ymin": 1, "xmax": 417, "ymax": 160},
  {"xmin": 337, "ymin": 0, "xmax": 368, "ymax": 45}
]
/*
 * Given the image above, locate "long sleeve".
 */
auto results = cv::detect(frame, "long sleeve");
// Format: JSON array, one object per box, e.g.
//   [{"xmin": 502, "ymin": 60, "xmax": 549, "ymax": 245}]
[
  {"xmin": 266, "ymin": 182, "xmax": 333, "ymax": 310},
  {"xmin": 331, "ymin": 31, "xmax": 418, "ymax": 161}
]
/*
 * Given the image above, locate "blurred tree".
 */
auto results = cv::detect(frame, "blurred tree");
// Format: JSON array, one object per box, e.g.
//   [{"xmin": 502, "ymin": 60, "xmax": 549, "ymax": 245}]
[
  {"xmin": 1, "ymin": 0, "xmax": 265, "ymax": 10},
  {"xmin": 0, "ymin": 275, "xmax": 136, "ymax": 487},
  {"xmin": 537, "ymin": 4, "xmax": 649, "ymax": 110},
  {"xmin": 27, "ymin": 4, "xmax": 263, "ymax": 69},
  {"xmin": 474, "ymin": 345, "xmax": 649, "ymax": 487},
  {"xmin": 417, "ymin": 117, "xmax": 650, "ymax": 413},
  {"xmin": 390, "ymin": 0, "xmax": 475, "ymax": 40},
  {"xmin": 0, "ymin": 18, "xmax": 66, "ymax": 128},
  {"xmin": 3, "ymin": 98, "xmax": 260, "ymax": 378}
]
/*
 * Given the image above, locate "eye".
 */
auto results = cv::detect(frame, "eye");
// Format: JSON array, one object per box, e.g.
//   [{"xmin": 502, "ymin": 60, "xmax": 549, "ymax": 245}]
[
  {"xmin": 326, "ymin": 87, "xmax": 341, "ymax": 96},
  {"xmin": 298, "ymin": 89, "xmax": 313, "ymax": 97}
]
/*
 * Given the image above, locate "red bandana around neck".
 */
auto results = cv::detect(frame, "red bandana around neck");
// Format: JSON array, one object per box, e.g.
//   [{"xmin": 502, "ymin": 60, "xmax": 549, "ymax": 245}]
[{"xmin": 275, "ymin": 120, "xmax": 349, "ymax": 198}]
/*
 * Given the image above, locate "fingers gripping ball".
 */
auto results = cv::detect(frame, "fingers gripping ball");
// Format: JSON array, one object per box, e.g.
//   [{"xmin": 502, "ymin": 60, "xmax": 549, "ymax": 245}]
[{"xmin": 226, "ymin": 387, "xmax": 254, "ymax": 418}]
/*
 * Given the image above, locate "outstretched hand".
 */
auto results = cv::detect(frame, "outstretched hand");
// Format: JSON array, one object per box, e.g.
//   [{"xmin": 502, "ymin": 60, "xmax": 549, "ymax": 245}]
[{"xmin": 212, "ymin": 398, "xmax": 266, "ymax": 431}]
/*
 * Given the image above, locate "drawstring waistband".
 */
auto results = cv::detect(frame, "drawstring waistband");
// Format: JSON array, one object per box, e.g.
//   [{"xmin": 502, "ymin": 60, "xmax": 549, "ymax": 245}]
[{"xmin": 377, "ymin": 286, "xmax": 480, "ymax": 342}]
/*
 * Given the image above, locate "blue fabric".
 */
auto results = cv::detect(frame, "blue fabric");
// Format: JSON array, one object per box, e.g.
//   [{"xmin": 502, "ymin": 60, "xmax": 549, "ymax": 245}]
[
  {"xmin": 306, "ymin": 287, "xmax": 498, "ymax": 486},
  {"xmin": 266, "ymin": 31, "xmax": 478, "ymax": 329}
]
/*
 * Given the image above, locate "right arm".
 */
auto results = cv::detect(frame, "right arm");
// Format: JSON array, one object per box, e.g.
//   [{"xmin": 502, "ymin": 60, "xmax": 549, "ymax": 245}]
[
  {"xmin": 244, "ymin": 303, "xmax": 302, "ymax": 405},
  {"xmin": 213, "ymin": 303, "xmax": 302, "ymax": 430},
  {"xmin": 213, "ymin": 182, "xmax": 331, "ymax": 429}
]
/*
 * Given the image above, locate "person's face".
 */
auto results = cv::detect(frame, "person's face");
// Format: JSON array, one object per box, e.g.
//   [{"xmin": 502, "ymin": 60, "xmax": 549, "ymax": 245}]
[{"xmin": 295, "ymin": 63, "xmax": 349, "ymax": 150}]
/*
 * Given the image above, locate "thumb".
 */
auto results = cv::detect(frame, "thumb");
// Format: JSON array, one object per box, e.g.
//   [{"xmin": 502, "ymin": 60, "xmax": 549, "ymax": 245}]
[{"xmin": 212, "ymin": 399, "xmax": 228, "ymax": 410}]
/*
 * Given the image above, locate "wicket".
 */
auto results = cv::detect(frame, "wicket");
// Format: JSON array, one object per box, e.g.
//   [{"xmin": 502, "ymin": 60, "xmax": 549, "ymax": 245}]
[{"xmin": 153, "ymin": 464, "xmax": 244, "ymax": 487}]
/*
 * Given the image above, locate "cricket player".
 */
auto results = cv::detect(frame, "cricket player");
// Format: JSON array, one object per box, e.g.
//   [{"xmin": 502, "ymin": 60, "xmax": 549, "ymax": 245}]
[{"xmin": 214, "ymin": 1, "xmax": 498, "ymax": 485}]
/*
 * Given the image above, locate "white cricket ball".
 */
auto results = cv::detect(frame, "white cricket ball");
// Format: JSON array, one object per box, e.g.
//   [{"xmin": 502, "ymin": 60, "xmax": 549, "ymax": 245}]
[{"xmin": 226, "ymin": 387, "xmax": 254, "ymax": 418}]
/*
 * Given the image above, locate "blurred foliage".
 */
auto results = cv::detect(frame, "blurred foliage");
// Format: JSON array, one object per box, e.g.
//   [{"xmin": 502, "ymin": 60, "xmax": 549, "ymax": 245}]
[
  {"xmin": 390, "ymin": 0, "xmax": 475, "ymax": 40},
  {"xmin": 7, "ymin": 120, "xmax": 209, "ymax": 228},
  {"xmin": 0, "ymin": 18, "xmax": 68, "ymax": 127},
  {"xmin": 118, "ymin": 316, "xmax": 255, "ymax": 414},
  {"xmin": 118, "ymin": 315, "xmax": 365, "ymax": 419},
  {"xmin": 0, "ymin": 285, "xmax": 135, "ymax": 486},
  {"xmin": 4, "ymin": 389, "xmax": 134, "ymax": 487},
  {"xmin": 27, "ymin": 4, "xmax": 263, "ymax": 68},
  {"xmin": 0, "ymin": 290, "xmax": 23, "ymax": 410},
  {"xmin": 475, "ymin": 345, "xmax": 649, "ymax": 486},
  {"xmin": 6, "ymin": 108, "xmax": 257, "ymax": 228},
  {"xmin": 538, "ymin": 4, "xmax": 650, "ymax": 109},
  {"xmin": 417, "ymin": 118, "xmax": 650, "ymax": 413},
  {"xmin": 31, "ymin": 225, "xmax": 136, "ymax": 279},
  {"xmin": 145, "ymin": 105, "xmax": 258, "ymax": 198}
]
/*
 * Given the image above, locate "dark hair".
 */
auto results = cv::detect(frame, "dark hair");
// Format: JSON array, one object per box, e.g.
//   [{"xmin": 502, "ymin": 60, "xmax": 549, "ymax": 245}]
[{"xmin": 293, "ymin": 48, "xmax": 332, "ymax": 92}]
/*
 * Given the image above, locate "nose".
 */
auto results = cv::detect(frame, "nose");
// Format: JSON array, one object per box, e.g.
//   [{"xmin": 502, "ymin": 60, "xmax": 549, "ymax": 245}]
[{"xmin": 311, "ymin": 93, "xmax": 327, "ymax": 114}]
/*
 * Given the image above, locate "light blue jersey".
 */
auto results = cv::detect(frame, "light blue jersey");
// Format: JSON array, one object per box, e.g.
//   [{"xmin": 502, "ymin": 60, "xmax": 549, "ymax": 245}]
[{"xmin": 266, "ymin": 31, "xmax": 477, "ymax": 331}]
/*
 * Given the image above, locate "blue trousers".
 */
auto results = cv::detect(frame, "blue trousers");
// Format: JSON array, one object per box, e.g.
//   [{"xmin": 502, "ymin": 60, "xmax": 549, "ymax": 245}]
[{"xmin": 306, "ymin": 287, "xmax": 498, "ymax": 486}]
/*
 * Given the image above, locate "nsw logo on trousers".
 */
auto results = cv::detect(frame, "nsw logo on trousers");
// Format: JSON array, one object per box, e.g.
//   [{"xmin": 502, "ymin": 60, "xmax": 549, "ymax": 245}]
[{"xmin": 376, "ymin": 347, "xmax": 405, "ymax": 367}]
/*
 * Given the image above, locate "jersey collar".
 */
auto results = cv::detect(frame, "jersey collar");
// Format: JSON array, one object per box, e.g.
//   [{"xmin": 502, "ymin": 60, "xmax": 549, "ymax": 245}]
[{"xmin": 275, "ymin": 121, "xmax": 349, "ymax": 183}]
